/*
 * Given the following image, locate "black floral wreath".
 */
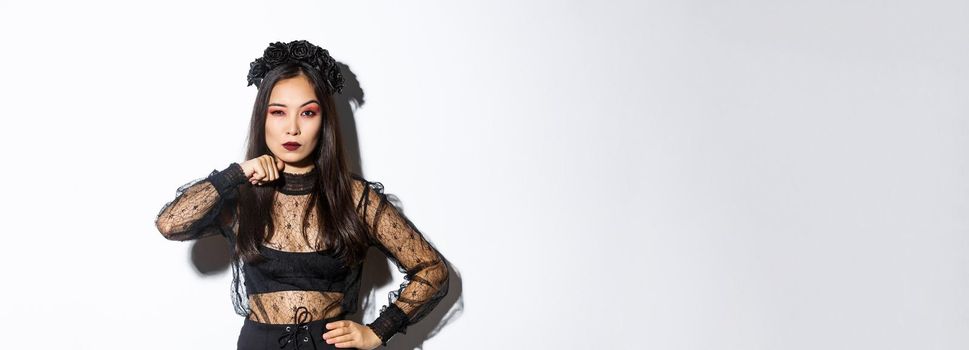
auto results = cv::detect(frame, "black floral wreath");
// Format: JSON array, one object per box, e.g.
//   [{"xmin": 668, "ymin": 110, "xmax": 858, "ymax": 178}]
[{"xmin": 246, "ymin": 40, "xmax": 345, "ymax": 95}]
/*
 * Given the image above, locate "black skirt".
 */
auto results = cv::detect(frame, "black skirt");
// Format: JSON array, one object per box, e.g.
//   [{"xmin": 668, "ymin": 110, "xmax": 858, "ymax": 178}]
[{"xmin": 237, "ymin": 313, "xmax": 344, "ymax": 350}]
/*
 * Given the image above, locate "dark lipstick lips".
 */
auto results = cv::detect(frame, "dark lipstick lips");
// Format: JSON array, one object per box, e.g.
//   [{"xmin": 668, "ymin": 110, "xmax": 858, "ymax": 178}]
[{"xmin": 283, "ymin": 142, "xmax": 301, "ymax": 151}]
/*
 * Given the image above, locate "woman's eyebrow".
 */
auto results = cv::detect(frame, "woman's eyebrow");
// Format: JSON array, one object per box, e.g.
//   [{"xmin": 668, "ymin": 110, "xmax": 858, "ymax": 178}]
[{"xmin": 268, "ymin": 100, "xmax": 320, "ymax": 108}]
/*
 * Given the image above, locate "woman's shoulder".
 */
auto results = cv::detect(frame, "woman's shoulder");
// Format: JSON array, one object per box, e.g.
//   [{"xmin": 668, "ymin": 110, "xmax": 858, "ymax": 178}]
[{"xmin": 348, "ymin": 173, "xmax": 386, "ymax": 198}]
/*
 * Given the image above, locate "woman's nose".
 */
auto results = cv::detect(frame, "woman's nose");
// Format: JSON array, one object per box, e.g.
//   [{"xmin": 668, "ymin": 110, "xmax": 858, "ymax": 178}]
[{"xmin": 286, "ymin": 115, "xmax": 300, "ymax": 135}]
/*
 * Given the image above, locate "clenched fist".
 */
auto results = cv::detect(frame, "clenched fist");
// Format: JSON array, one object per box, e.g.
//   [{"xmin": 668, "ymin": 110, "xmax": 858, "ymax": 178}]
[{"xmin": 239, "ymin": 155, "xmax": 286, "ymax": 186}]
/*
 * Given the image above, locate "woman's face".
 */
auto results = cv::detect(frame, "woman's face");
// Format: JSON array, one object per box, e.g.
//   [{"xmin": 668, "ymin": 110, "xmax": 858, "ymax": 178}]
[{"xmin": 265, "ymin": 73, "xmax": 322, "ymax": 173}]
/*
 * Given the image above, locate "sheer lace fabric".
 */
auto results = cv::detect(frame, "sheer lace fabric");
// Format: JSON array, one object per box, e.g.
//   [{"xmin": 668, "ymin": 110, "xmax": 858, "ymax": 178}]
[
  {"xmin": 155, "ymin": 163, "xmax": 450, "ymax": 345},
  {"xmin": 247, "ymin": 290, "xmax": 344, "ymax": 324},
  {"xmin": 155, "ymin": 177, "xmax": 234, "ymax": 242},
  {"xmin": 247, "ymin": 190, "xmax": 346, "ymax": 324},
  {"xmin": 264, "ymin": 191, "xmax": 326, "ymax": 252},
  {"xmin": 351, "ymin": 180, "xmax": 450, "ymax": 326}
]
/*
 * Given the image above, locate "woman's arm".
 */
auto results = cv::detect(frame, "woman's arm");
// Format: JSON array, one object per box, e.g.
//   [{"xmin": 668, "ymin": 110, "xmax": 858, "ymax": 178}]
[
  {"xmin": 155, "ymin": 163, "xmax": 248, "ymax": 241},
  {"xmin": 353, "ymin": 178, "xmax": 451, "ymax": 347}
]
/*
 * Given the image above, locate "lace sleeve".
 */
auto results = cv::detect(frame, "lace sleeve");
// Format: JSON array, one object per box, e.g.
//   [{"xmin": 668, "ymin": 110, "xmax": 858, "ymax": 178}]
[
  {"xmin": 353, "ymin": 178, "xmax": 450, "ymax": 347},
  {"xmin": 155, "ymin": 163, "xmax": 248, "ymax": 241}
]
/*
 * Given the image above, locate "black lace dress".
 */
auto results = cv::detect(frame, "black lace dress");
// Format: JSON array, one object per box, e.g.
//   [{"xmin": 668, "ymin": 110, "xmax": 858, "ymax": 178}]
[{"xmin": 154, "ymin": 163, "xmax": 450, "ymax": 347}]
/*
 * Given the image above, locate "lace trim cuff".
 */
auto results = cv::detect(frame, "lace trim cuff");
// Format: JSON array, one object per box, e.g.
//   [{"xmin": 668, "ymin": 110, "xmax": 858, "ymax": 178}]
[
  {"xmin": 366, "ymin": 303, "xmax": 409, "ymax": 347},
  {"xmin": 206, "ymin": 162, "xmax": 247, "ymax": 199}
]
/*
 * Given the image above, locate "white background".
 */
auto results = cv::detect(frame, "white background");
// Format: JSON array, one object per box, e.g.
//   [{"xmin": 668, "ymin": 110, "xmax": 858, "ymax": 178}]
[{"xmin": 1, "ymin": 0, "xmax": 967, "ymax": 349}]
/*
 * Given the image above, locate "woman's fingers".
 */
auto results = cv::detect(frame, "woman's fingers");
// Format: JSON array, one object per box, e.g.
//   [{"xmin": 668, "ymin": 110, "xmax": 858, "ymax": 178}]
[
  {"xmin": 322, "ymin": 321, "xmax": 365, "ymax": 348},
  {"xmin": 258, "ymin": 156, "xmax": 272, "ymax": 185},
  {"xmin": 327, "ymin": 333, "xmax": 358, "ymax": 347},
  {"xmin": 326, "ymin": 334, "xmax": 357, "ymax": 346},
  {"xmin": 242, "ymin": 154, "xmax": 287, "ymax": 186},
  {"xmin": 325, "ymin": 320, "xmax": 351, "ymax": 330},
  {"xmin": 322, "ymin": 325, "xmax": 351, "ymax": 340},
  {"xmin": 335, "ymin": 339, "xmax": 358, "ymax": 347},
  {"xmin": 268, "ymin": 155, "xmax": 279, "ymax": 181},
  {"xmin": 251, "ymin": 162, "xmax": 264, "ymax": 185},
  {"xmin": 259, "ymin": 156, "xmax": 272, "ymax": 183},
  {"xmin": 275, "ymin": 156, "xmax": 286, "ymax": 173}
]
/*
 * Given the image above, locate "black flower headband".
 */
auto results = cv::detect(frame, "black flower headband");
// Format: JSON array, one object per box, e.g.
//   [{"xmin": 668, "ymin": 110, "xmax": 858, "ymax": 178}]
[{"xmin": 246, "ymin": 40, "xmax": 345, "ymax": 95}]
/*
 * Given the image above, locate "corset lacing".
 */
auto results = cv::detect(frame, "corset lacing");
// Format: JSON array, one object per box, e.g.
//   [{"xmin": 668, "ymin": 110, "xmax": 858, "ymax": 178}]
[{"xmin": 276, "ymin": 306, "xmax": 316, "ymax": 349}]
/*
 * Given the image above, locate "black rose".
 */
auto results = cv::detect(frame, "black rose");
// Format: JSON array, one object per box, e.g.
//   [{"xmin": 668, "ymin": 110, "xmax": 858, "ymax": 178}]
[
  {"xmin": 312, "ymin": 55, "xmax": 326, "ymax": 71},
  {"xmin": 335, "ymin": 74, "xmax": 345, "ymax": 93},
  {"xmin": 263, "ymin": 42, "xmax": 289, "ymax": 66},
  {"xmin": 328, "ymin": 68, "xmax": 345, "ymax": 94},
  {"xmin": 288, "ymin": 40, "xmax": 315, "ymax": 59},
  {"xmin": 247, "ymin": 58, "xmax": 268, "ymax": 86},
  {"xmin": 247, "ymin": 40, "xmax": 342, "ymax": 93}
]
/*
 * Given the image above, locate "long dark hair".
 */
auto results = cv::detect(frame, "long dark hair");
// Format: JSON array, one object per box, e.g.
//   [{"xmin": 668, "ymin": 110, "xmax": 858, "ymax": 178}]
[{"xmin": 235, "ymin": 61, "xmax": 370, "ymax": 267}]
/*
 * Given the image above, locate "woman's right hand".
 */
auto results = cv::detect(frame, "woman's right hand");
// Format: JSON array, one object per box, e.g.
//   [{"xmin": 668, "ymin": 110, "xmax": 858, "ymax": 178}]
[{"xmin": 239, "ymin": 155, "xmax": 286, "ymax": 186}]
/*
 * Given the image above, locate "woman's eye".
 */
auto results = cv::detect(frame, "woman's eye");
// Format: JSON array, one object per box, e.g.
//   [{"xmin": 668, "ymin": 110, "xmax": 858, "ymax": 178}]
[
  {"xmin": 270, "ymin": 110, "xmax": 284, "ymax": 116},
  {"xmin": 302, "ymin": 111, "xmax": 317, "ymax": 117}
]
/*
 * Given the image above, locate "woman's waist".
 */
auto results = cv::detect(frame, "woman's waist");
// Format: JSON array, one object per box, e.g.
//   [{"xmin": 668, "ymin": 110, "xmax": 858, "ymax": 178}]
[
  {"xmin": 246, "ymin": 290, "xmax": 345, "ymax": 324},
  {"xmin": 243, "ymin": 313, "xmax": 345, "ymax": 329}
]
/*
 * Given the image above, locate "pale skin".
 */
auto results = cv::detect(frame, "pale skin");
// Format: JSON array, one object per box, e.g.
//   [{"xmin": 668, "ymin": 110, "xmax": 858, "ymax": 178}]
[{"xmin": 238, "ymin": 73, "xmax": 383, "ymax": 349}]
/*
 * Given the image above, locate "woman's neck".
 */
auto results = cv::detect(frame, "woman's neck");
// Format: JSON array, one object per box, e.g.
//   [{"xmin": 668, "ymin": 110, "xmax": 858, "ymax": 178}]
[{"xmin": 283, "ymin": 159, "xmax": 316, "ymax": 174}]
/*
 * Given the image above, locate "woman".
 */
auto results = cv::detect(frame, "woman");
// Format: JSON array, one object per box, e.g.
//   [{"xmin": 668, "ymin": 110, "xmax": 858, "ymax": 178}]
[{"xmin": 154, "ymin": 40, "xmax": 450, "ymax": 350}]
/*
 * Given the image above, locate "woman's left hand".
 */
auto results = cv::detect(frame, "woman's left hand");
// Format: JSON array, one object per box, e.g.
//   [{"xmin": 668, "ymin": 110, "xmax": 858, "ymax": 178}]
[{"xmin": 322, "ymin": 320, "xmax": 382, "ymax": 349}]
